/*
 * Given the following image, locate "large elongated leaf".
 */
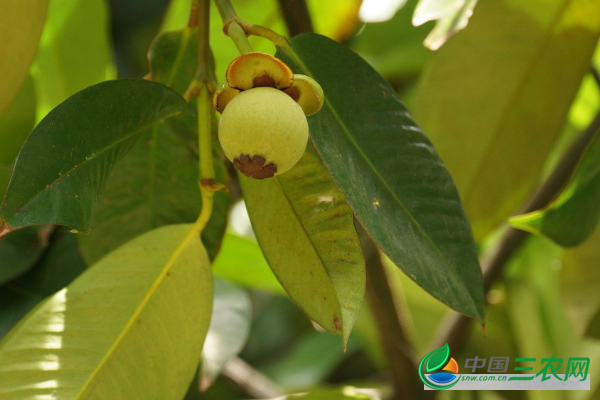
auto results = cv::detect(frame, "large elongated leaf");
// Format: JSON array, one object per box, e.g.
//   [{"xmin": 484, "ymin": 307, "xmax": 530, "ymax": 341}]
[
  {"xmin": 240, "ymin": 145, "xmax": 365, "ymax": 345},
  {"xmin": 412, "ymin": 0, "xmax": 600, "ymax": 240},
  {"xmin": 0, "ymin": 226, "xmax": 50, "ymax": 285},
  {"xmin": 79, "ymin": 30, "xmax": 229, "ymax": 264},
  {"xmin": 0, "ymin": 0, "xmax": 47, "ymax": 116},
  {"xmin": 31, "ymin": 0, "xmax": 114, "ymax": 119},
  {"xmin": 279, "ymin": 33, "xmax": 483, "ymax": 320},
  {"xmin": 510, "ymin": 132, "xmax": 600, "ymax": 247},
  {"xmin": 0, "ymin": 224, "xmax": 213, "ymax": 399},
  {"xmin": 0, "ymin": 79, "xmax": 187, "ymax": 236}
]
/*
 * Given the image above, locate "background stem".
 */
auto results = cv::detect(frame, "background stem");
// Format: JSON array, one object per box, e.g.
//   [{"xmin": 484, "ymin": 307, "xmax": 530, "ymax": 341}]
[
  {"xmin": 359, "ymin": 225, "xmax": 425, "ymax": 400},
  {"xmin": 276, "ymin": 0, "xmax": 313, "ymax": 37}
]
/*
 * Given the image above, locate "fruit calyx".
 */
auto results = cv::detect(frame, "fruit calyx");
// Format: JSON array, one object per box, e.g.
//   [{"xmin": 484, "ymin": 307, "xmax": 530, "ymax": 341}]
[{"xmin": 233, "ymin": 154, "xmax": 278, "ymax": 179}]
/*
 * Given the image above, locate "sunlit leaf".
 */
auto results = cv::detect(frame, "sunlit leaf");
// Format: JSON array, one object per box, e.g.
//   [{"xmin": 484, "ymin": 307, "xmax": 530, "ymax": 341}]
[
  {"xmin": 0, "ymin": 76, "xmax": 36, "ymax": 165},
  {"xmin": 0, "ymin": 0, "xmax": 47, "ymax": 116},
  {"xmin": 240, "ymin": 144, "xmax": 365, "ymax": 345},
  {"xmin": 201, "ymin": 279, "xmax": 251, "ymax": 386},
  {"xmin": 31, "ymin": 0, "xmax": 115, "ymax": 120},
  {"xmin": 412, "ymin": 0, "xmax": 600, "ymax": 240},
  {"xmin": 79, "ymin": 30, "xmax": 229, "ymax": 263},
  {"xmin": 0, "ymin": 79, "xmax": 187, "ymax": 236},
  {"xmin": 212, "ymin": 233, "xmax": 284, "ymax": 295},
  {"xmin": 0, "ymin": 224, "xmax": 213, "ymax": 399},
  {"xmin": 562, "ymin": 225, "xmax": 600, "ymax": 337},
  {"xmin": 511, "ymin": 132, "xmax": 600, "ymax": 247},
  {"xmin": 280, "ymin": 33, "xmax": 484, "ymax": 320}
]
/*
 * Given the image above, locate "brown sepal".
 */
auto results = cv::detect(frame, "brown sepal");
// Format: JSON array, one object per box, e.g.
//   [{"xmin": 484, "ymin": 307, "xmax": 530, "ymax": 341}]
[{"xmin": 233, "ymin": 154, "xmax": 277, "ymax": 179}]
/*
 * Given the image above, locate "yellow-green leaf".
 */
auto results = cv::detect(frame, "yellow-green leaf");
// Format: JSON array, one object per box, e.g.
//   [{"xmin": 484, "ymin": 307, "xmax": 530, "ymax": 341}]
[
  {"xmin": 0, "ymin": 0, "xmax": 47, "ymax": 116},
  {"xmin": 412, "ymin": 0, "xmax": 600, "ymax": 240},
  {"xmin": 0, "ymin": 224, "xmax": 213, "ymax": 400},
  {"xmin": 240, "ymin": 145, "xmax": 365, "ymax": 346}
]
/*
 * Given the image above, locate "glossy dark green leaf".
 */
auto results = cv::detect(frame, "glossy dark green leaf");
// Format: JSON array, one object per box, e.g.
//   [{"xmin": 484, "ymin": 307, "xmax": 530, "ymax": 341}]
[
  {"xmin": 240, "ymin": 144, "xmax": 365, "ymax": 345},
  {"xmin": 0, "ymin": 224, "xmax": 213, "ymax": 399},
  {"xmin": 79, "ymin": 30, "xmax": 229, "ymax": 264},
  {"xmin": 0, "ymin": 232, "xmax": 87, "ymax": 339},
  {"xmin": 510, "ymin": 133, "xmax": 600, "ymax": 247},
  {"xmin": 0, "ymin": 79, "xmax": 187, "ymax": 236},
  {"xmin": 201, "ymin": 279, "xmax": 252, "ymax": 385},
  {"xmin": 411, "ymin": 0, "xmax": 600, "ymax": 240},
  {"xmin": 279, "ymin": 34, "xmax": 484, "ymax": 320}
]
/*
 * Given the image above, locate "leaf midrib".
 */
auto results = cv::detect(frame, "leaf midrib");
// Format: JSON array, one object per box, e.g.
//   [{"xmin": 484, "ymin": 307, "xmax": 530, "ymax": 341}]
[{"xmin": 74, "ymin": 225, "xmax": 198, "ymax": 399}]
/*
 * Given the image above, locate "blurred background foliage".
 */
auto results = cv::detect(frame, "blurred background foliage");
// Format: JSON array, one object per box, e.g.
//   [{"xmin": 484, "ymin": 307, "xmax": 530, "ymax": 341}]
[{"xmin": 1, "ymin": 0, "xmax": 600, "ymax": 399}]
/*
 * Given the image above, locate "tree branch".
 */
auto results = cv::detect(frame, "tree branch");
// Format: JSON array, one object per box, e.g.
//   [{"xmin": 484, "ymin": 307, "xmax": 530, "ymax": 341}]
[
  {"xmin": 221, "ymin": 357, "xmax": 285, "ymax": 399},
  {"xmin": 358, "ymin": 225, "xmax": 425, "ymax": 400},
  {"xmin": 432, "ymin": 107, "xmax": 600, "ymax": 353},
  {"xmin": 277, "ymin": 0, "xmax": 314, "ymax": 36}
]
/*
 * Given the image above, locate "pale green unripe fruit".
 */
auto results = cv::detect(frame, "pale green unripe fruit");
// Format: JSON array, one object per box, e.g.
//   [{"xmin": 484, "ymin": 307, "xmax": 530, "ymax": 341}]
[{"xmin": 218, "ymin": 87, "xmax": 309, "ymax": 179}]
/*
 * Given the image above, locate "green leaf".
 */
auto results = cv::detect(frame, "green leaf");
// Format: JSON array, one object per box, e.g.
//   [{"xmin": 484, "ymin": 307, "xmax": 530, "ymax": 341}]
[
  {"xmin": 510, "ymin": 133, "xmax": 600, "ymax": 247},
  {"xmin": 411, "ymin": 0, "xmax": 600, "ymax": 240},
  {"xmin": 424, "ymin": 343, "xmax": 450, "ymax": 372},
  {"xmin": 0, "ymin": 232, "xmax": 87, "ymax": 339},
  {"xmin": 212, "ymin": 233, "xmax": 284, "ymax": 295},
  {"xmin": 0, "ymin": 224, "xmax": 213, "ymax": 399},
  {"xmin": 202, "ymin": 279, "xmax": 252, "ymax": 385},
  {"xmin": 0, "ymin": 0, "xmax": 47, "ymax": 116},
  {"xmin": 0, "ymin": 75, "xmax": 36, "ymax": 164},
  {"xmin": 31, "ymin": 0, "xmax": 115, "ymax": 119},
  {"xmin": 280, "ymin": 33, "xmax": 484, "ymax": 320},
  {"xmin": 79, "ymin": 30, "xmax": 229, "ymax": 263},
  {"xmin": 240, "ymin": 144, "xmax": 365, "ymax": 345},
  {"xmin": 561, "ymin": 226, "xmax": 600, "ymax": 337},
  {"xmin": 0, "ymin": 226, "xmax": 50, "ymax": 285},
  {"xmin": 0, "ymin": 79, "xmax": 187, "ymax": 236}
]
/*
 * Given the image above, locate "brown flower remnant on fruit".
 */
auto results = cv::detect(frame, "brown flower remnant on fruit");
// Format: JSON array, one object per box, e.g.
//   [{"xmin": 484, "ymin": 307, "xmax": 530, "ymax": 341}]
[
  {"xmin": 283, "ymin": 86, "xmax": 300, "ymax": 102},
  {"xmin": 252, "ymin": 74, "xmax": 277, "ymax": 88},
  {"xmin": 233, "ymin": 154, "xmax": 278, "ymax": 179}
]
